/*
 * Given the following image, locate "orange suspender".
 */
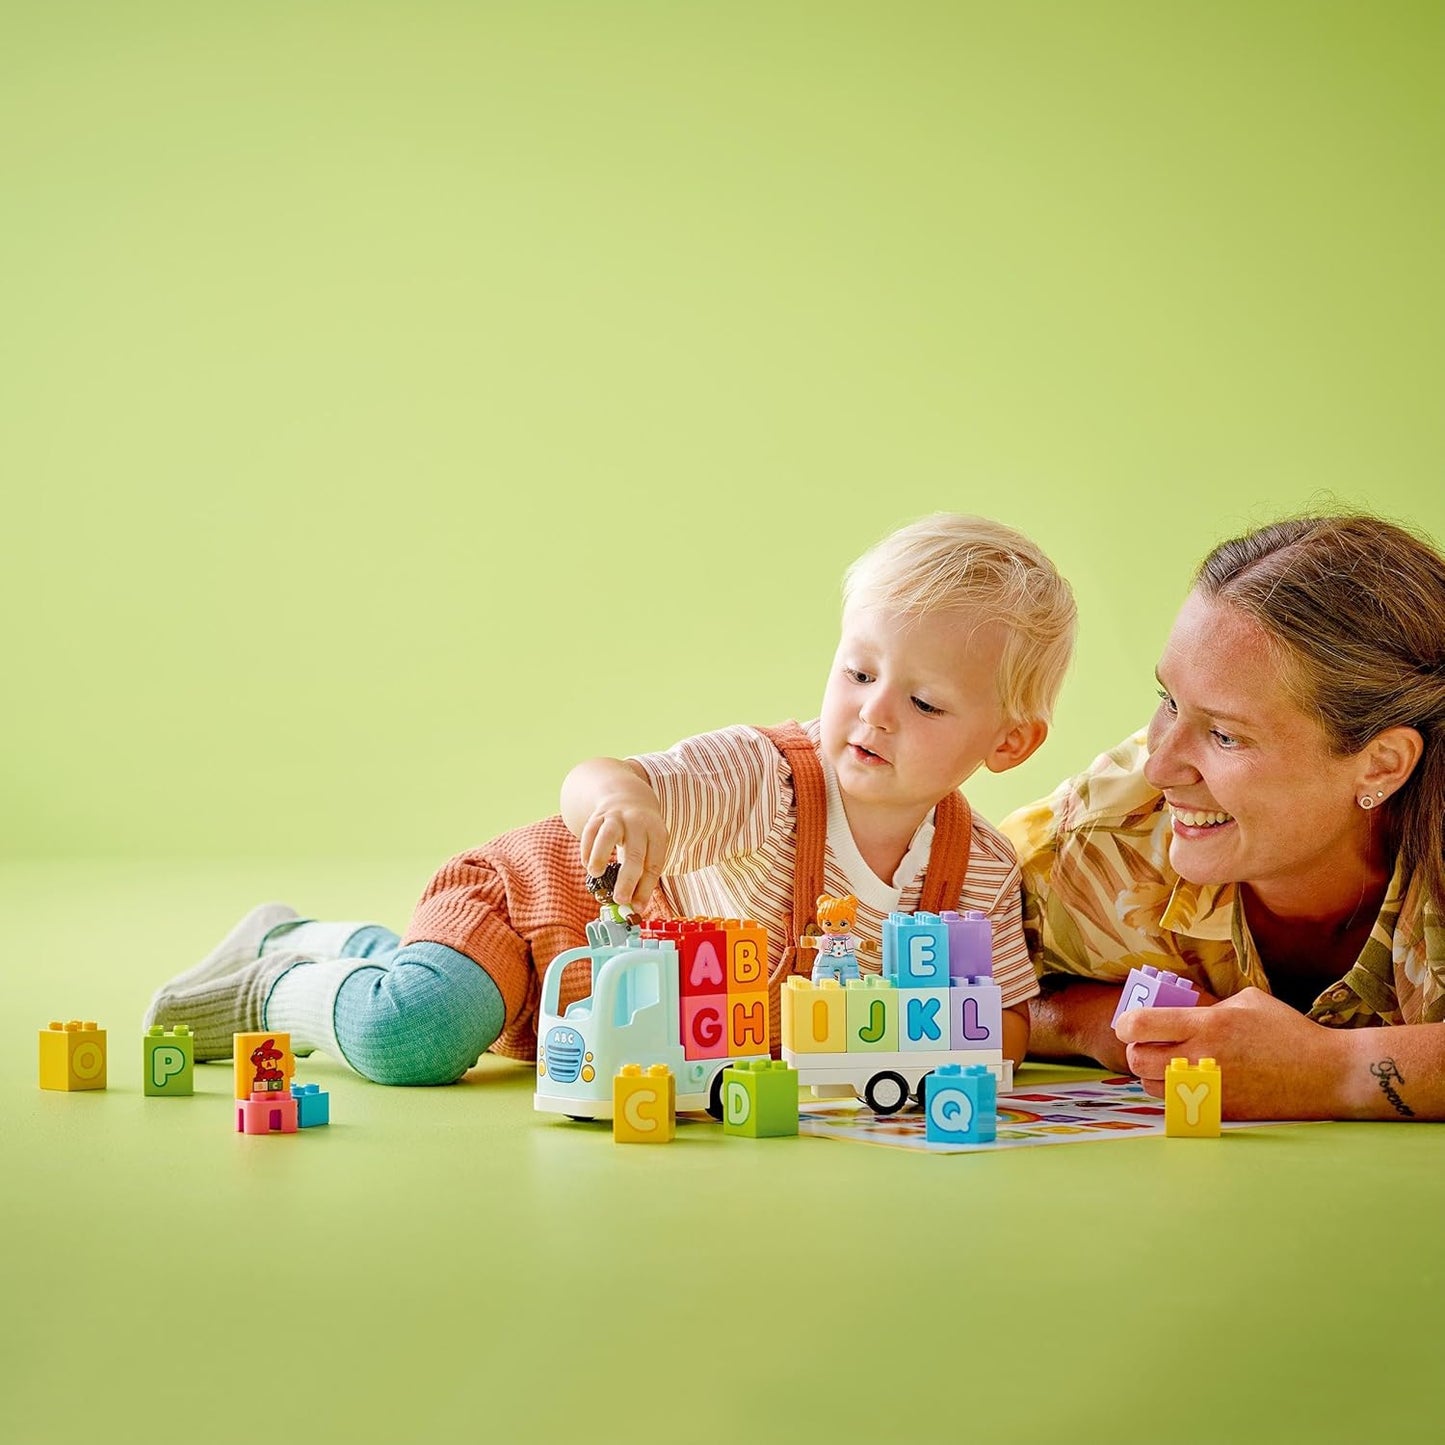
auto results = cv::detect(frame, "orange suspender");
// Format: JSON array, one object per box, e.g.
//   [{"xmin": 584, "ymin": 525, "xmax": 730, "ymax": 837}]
[{"xmin": 755, "ymin": 721, "xmax": 973, "ymax": 977}]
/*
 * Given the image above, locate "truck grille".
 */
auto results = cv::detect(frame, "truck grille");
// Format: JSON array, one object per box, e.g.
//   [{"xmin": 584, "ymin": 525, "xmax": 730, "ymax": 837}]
[{"xmin": 544, "ymin": 1027, "xmax": 583, "ymax": 1084}]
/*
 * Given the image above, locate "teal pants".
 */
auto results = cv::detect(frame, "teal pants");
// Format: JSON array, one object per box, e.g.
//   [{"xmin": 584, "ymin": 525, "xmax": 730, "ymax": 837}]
[{"xmin": 323, "ymin": 927, "xmax": 505, "ymax": 1086}]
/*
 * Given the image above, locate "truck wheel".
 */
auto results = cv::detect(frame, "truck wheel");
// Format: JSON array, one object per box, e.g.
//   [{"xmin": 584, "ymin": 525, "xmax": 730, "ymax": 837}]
[
  {"xmin": 706, "ymin": 1071, "xmax": 727, "ymax": 1121},
  {"xmin": 915, "ymin": 1072, "xmax": 931, "ymax": 1107},
  {"xmin": 863, "ymin": 1071, "xmax": 910, "ymax": 1115}
]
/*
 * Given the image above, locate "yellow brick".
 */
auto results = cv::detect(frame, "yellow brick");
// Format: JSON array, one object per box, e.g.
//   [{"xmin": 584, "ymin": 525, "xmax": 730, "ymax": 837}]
[
  {"xmin": 38, "ymin": 1020, "xmax": 107, "ymax": 1091},
  {"xmin": 1165, "ymin": 1057, "xmax": 1222, "ymax": 1138},
  {"xmin": 612, "ymin": 1064, "xmax": 676, "ymax": 1143},
  {"xmin": 781, "ymin": 977, "xmax": 847, "ymax": 1053}
]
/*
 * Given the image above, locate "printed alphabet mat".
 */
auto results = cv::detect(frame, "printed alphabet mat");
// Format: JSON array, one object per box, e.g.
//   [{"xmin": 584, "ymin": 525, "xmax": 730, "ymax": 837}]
[{"xmin": 797, "ymin": 1075, "xmax": 1302, "ymax": 1152}]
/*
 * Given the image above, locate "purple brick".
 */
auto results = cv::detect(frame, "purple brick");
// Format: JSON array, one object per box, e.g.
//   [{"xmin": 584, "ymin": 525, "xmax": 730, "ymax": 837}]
[
  {"xmin": 1110, "ymin": 965, "xmax": 1200, "ymax": 1027},
  {"xmin": 949, "ymin": 976, "xmax": 1002, "ymax": 1051},
  {"xmin": 941, "ymin": 909, "xmax": 993, "ymax": 979}
]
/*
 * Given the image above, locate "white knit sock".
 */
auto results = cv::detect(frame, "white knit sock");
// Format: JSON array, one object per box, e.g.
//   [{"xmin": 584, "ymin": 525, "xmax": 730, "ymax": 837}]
[
  {"xmin": 263, "ymin": 955, "xmax": 374, "ymax": 1065},
  {"xmin": 261, "ymin": 920, "xmax": 376, "ymax": 958}
]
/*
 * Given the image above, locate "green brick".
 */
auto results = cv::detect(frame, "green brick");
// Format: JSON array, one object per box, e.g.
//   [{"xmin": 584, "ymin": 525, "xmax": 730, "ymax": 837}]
[
  {"xmin": 846, "ymin": 976, "xmax": 899, "ymax": 1052},
  {"xmin": 144, "ymin": 1024, "xmax": 195, "ymax": 1097},
  {"xmin": 722, "ymin": 1059, "xmax": 798, "ymax": 1138}
]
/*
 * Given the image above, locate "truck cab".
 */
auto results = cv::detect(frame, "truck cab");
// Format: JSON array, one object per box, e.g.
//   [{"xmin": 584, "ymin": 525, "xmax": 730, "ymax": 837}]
[{"xmin": 535, "ymin": 924, "xmax": 750, "ymax": 1120}]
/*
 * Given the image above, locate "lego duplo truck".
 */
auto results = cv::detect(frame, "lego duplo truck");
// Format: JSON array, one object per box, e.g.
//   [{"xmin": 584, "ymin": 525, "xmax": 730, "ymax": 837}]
[
  {"xmin": 535, "ymin": 917, "xmax": 772, "ymax": 1121},
  {"xmin": 536, "ymin": 908, "xmax": 1013, "ymax": 1121},
  {"xmin": 780, "ymin": 909, "xmax": 1013, "ymax": 1113}
]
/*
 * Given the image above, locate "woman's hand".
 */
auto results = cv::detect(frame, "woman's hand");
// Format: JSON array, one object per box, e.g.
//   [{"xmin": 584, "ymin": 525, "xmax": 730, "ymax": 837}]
[{"xmin": 1114, "ymin": 987, "xmax": 1347, "ymax": 1119}]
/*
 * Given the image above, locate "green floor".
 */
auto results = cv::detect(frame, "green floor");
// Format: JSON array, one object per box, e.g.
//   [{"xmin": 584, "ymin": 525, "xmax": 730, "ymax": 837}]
[{"xmin": 4, "ymin": 861, "xmax": 1442, "ymax": 1444}]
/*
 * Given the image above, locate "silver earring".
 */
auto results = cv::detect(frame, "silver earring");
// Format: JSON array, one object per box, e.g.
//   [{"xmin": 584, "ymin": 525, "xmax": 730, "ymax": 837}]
[{"xmin": 1360, "ymin": 795, "xmax": 1375, "ymax": 809}]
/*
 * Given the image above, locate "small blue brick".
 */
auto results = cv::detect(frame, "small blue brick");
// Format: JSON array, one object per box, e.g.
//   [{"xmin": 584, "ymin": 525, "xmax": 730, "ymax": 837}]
[{"xmin": 290, "ymin": 1082, "xmax": 330, "ymax": 1128}]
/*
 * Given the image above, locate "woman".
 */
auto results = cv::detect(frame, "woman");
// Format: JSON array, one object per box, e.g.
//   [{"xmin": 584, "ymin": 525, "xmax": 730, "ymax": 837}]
[{"xmin": 1005, "ymin": 513, "xmax": 1445, "ymax": 1119}]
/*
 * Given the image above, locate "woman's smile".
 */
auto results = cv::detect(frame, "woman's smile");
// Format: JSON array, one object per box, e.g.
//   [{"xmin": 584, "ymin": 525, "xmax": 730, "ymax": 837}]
[{"xmin": 1169, "ymin": 805, "xmax": 1236, "ymax": 835}]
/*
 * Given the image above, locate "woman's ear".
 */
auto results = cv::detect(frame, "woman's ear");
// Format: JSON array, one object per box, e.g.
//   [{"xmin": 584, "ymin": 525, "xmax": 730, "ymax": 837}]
[{"xmin": 1356, "ymin": 725, "xmax": 1425, "ymax": 802}]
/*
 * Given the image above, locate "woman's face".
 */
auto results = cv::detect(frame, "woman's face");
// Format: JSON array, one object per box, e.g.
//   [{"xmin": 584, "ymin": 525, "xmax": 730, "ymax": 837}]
[{"xmin": 1144, "ymin": 590, "xmax": 1373, "ymax": 908}]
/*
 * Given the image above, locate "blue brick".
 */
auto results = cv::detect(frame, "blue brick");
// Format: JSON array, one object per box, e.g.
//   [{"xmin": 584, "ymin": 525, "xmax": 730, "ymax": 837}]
[
  {"xmin": 290, "ymin": 1083, "xmax": 330, "ymax": 1128},
  {"xmin": 901, "ymin": 989, "xmax": 949, "ymax": 1049},
  {"xmin": 924, "ymin": 1064, "xmax": 997, "ymax": 1144},
  {"xmin": 885, "ymin": 912, "xmax": 950, "ymax": 988}
]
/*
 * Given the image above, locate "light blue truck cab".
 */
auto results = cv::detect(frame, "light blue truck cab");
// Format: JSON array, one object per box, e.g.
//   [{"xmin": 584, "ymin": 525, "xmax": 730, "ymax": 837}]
[{"xmin": 534, "ymin": 923, "xmax": 759, "ymax": 1121}]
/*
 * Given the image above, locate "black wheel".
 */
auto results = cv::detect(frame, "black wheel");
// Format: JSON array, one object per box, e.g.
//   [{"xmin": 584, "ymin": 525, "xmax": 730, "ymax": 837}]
[
  {"xmin": 915, "ymin": 1071, "xmax": 932, "ymax": 1108},
  {"xmin": 566, "ymin": 1115, "xmax": 594, "ymax": 1122},
  {"xmin": 706, "ymin": 1070, "xmax": 727, "ymax": 1121},
  {"xmin": 863, "ymin": 1070, "xmax": 910, "ymax": 1115}
]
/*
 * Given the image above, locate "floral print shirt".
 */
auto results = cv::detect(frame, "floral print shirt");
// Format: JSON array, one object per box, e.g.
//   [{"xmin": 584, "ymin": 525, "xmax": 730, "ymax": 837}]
[{"xmin": 1001, "ymin": 731, "xmax": 1445, "ymax": 1027}]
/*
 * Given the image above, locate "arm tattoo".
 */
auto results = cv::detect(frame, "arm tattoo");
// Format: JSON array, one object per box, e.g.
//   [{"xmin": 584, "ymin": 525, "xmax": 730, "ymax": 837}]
[{"xmin": 1369, "ymin": 1058, "xmax": 1416, "ymax": 1118}]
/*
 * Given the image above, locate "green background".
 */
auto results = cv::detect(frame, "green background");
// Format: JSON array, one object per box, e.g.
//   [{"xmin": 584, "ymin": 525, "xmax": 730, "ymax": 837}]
[
  {"xmin": 5, "ymin": 0, "xmax": 1443, "ymax": 861},
  {"xmin": 3, "ymin": 4, "xmax": 1443, "ymax": 1443}
]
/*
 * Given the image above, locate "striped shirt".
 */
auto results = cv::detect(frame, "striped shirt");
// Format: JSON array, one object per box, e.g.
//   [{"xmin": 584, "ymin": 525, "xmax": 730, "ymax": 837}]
[{"xmin": 633, "ymin": 720, "xmax": 1037, "ymax": 1008}]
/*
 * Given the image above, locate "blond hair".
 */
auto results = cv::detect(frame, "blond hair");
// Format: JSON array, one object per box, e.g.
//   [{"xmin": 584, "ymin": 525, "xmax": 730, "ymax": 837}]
[
  {"xmin": 843, "ymin": 513, "xmax": 1077, "ymax": 725},
  {"xmin": 1197, "ymin": 512, "xmax": 1445, "ymax": 913}
]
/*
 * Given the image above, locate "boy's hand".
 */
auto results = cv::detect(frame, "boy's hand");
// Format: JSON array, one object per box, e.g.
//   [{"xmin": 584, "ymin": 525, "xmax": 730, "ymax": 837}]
[
  {"xmin": 562, "ymin": 757, "xmax": 669, "ymax": 911},
  {"xmin": 580, "ymin": 798, "xmax": 668, "ymax": 912}
]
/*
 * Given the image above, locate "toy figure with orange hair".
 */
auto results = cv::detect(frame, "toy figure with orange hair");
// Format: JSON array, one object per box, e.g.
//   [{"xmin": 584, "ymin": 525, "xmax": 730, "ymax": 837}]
[{"xmin": 806, "ymin": 893, "xmax": 865, "ymax": 985}]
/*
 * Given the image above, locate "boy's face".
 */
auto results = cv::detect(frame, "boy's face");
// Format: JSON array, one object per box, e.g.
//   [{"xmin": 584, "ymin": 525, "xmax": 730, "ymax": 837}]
[{"xmin": 820, "ymin": 606, "xmax": 1020, "ymax": 824}]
